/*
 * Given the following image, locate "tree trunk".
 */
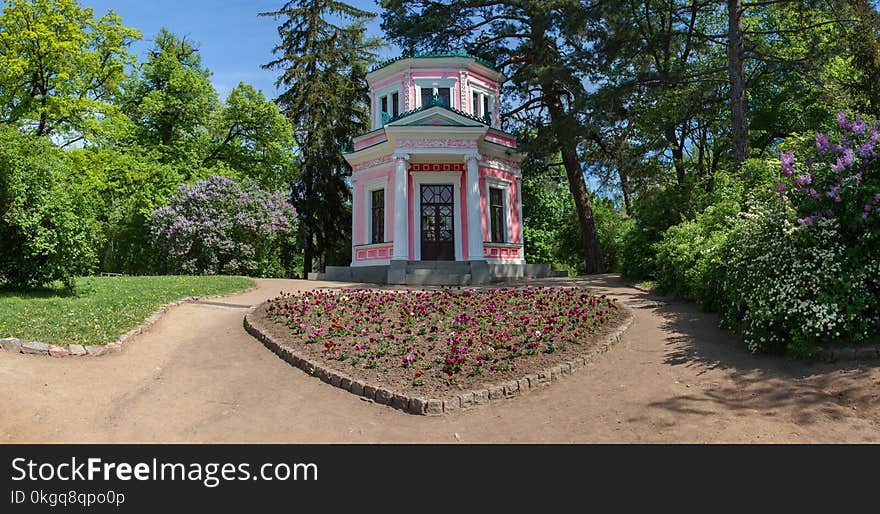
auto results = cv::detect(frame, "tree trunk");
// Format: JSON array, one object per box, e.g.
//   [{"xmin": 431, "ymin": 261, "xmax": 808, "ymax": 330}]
[
  {"xmin": 617, "ymin": 165, "xmax": 632, "ymax": 216},
  {"xmin": 728, "ymin": 0, "xmax": 749, "ymax": 174},
  {"xmin": 301, "ymin": 167, "xmax": 314, "ymax": 277},
  {"xmin": 302, "ymin": 220, "xmax": 313, "ymax": 277},
  {"xmin": 544, "ymin": 89, "xmax": 605, "ymax": 275}
]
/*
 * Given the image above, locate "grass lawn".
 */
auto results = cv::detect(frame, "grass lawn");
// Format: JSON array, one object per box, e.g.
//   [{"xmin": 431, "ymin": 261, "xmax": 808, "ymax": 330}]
[{"xmin": 0, "ymin": 276, "xmax": 255, "ymax": 346}]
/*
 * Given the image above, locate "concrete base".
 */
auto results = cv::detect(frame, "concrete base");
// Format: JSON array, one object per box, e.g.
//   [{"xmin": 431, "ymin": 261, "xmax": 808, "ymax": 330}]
[
  {"xmin": 314, "ymin": 261, "xmax": 563, "ymax": 286},
  {"xmin": 318, "ymin": 266, "xmax": 389, "ymax": 284}
]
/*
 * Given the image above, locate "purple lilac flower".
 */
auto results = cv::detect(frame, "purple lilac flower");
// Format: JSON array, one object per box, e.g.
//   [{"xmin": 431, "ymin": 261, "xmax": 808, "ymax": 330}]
[
  {"xmin": 794, "ymin": 174, "xmax": 812, "ymax": 187},
  {"xmin": 852, "ymin": 115, "xmax": 867, "ymax": 135},
  {"xmin": 780, "ymin": 151, "xmax": 795, "ymax": 176},
  {"xmin": 815, "ymin": 132, "xmax": 831, "ymax": 153}
]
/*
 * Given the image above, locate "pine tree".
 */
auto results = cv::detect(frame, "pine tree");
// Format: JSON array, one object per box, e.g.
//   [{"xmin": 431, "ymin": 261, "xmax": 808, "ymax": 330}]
[{"xmin": 261, "ymin": 1, "xmax": 382, "ymax": 275}]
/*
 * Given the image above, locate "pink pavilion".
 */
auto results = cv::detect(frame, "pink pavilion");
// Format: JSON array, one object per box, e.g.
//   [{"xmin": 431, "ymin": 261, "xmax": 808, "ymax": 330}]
[{"xmin": 323, "ymin": 52, "xmax": 557, "ymax": 285}]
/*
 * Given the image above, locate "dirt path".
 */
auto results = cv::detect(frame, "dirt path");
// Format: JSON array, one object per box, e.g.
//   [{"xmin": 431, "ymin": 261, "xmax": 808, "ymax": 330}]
[{"xmin": 1, "ymin": 275, "xmax": 878, "ymax": 443}]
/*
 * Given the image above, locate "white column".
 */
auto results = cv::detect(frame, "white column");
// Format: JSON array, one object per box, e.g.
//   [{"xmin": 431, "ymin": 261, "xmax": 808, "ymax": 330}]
[
  {"xmin": 465, "ymin": 153, "xmax": 485, "ymax": 261},
  {"xmin": 516, "ymin": 177, "xmax": 524, "ymax": 244},
  {"xmin": 351, "ymin": 181, "xmax": 357, "ymax": 266},
  {"xmin": 392, "ymin": 153, "xmax": 410, "ymax": 261}
]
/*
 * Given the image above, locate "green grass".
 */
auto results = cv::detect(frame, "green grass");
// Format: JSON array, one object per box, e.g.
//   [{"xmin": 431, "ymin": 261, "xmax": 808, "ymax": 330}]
[{"xmin": 0, "ymin": 275, "xmax": 255, "ymax": 346}]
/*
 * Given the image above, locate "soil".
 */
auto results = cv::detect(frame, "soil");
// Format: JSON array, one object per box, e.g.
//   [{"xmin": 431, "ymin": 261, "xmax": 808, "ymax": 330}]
[
  {"xmin": 253, "ymin": 288, "xmax": 626, "ymax": 398},
  {"xmin": 0, "ymin": 275, "xmax": 878, "ymax": 443}
]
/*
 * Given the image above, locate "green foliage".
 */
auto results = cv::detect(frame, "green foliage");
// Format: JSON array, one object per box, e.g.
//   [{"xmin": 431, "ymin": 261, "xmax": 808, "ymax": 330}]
[
  {"xmin": 718, "ymin": 203, "xmax": 880, "ymax": 358},
  {"xmin": 522, "ymin": 163, "xmax": 630, "ymax": 274},
  {"xmin": 0, "ymin": 0, "xmax": 140, "ymax": 141},
  {"xmin": 262, "ymin": 0, "xmax": 381, "ymax": 272},
  {"xmin": 119, "ymin": 28, "xmax": 218, "ymax": 167},
  {"xmin": 204, "ymin": 83, "xmax": 296, "ymax": 191},
  {"xmin": 652, "ymin": 198, "xmax": 739, "ymax": 308},
  {"xmin": 67, "ymin": 146, "xmax": 183, "ymax": 274},
  {"xmin": 0, "ymin": 126, "xmax": 99, "ymax": 289},
  {"xmin": 0, "ymin": 275, "xmax": 254, "ymax": 345}
]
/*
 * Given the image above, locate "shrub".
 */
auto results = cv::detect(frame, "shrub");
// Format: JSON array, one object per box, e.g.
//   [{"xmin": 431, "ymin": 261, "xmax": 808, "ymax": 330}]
[
  {"xmin": 0, "ymin": 128, "xmax": 99, "ymax": 289},
  {"xmin": 618, "ymin": 185, "xmax": 690, "ymax": 279},
  {"xmin": 777, "ymin": 112, "xmax": 880, "ymax": 248},
  {"xmin": 719, "ymin": 203, "xmax": 879, "ymax": 357},
  {"xmin": 69, "ymin": 146, "xmax": 184, "ymax": 274},
  {"xmin": 653, "ymin": 198, "xmax": 739, "ymax": 308},
  {"xmin": 151, "ymin": 175, "xmax": 295, "ymax": 276}
]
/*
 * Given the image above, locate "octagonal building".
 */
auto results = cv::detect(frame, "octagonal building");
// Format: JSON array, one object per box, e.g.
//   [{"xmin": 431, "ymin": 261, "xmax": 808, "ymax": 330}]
[{"xmin": 330, "ymin": 52, "xmax": 555, "ymax": 285}]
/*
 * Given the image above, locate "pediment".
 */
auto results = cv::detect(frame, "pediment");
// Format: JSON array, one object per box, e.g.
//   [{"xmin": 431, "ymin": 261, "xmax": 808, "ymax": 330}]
[
  {"xmin": 386, "ymin": 105, "xmax": 487, "ymax": 128},
  {"xmin": 398, "ymin": 113, "xmax": 472, "ymax": 127}
]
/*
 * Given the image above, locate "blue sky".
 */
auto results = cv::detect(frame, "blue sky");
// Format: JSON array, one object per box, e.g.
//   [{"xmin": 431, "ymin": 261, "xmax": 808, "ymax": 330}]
[{"xmin": 83, "ymin": 0, "xmax": 396, "ymax": 100}]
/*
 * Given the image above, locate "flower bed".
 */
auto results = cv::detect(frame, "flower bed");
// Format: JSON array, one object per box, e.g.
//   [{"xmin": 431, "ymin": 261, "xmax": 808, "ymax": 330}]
[{"xmin": 258, "ymin": 287, "xmax": 623, "ymax": 398}]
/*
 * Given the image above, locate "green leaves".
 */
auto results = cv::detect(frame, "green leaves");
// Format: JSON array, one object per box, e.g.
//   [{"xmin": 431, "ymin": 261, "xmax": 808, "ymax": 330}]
[
  {"xmin": 262, "ymin": 1, "xmax": 381, "ymax": 271},
  {"xmin": 0, "ymin": 0, "xmax": 140, "ymax": 142},
  {"xmin": 0, "ymin": 126, "xmax": 100, "ymax": 289}
]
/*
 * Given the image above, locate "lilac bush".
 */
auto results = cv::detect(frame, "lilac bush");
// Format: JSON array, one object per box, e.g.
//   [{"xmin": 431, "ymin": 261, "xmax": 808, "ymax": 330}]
[
  {"xmin": 720, "ymin": 112, "xmax": 880, "ymax": 357},
  {"xmin": 776, "ymin": 113, "xmax": 880, "ymax": 237},
  {"xmin": 151, "ymin": 176, "xmax": 295, "ymax": 277}
]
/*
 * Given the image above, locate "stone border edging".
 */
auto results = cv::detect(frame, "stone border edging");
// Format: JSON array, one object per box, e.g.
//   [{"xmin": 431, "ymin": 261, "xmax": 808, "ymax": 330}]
[
  {"xmin": 243, "ymin": 303, "xmax": 635, "ymax": 416},
  {"xmin": 0, "ymin": 282, "xmax": 259, "ymax": 358},
  {"xmin": 822, "ymin": 345, "xmax": 880, "ymax": 361}
]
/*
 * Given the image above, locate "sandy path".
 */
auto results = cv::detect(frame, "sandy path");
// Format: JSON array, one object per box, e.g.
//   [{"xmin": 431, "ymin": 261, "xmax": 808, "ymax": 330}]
[{"xmin": 1, "ymin": 275, "xmax": 878, "ymax": 443}]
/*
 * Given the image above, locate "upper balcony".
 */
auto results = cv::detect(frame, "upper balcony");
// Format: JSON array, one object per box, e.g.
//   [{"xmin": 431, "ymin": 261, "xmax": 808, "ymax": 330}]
[{"xmin": 367, "ymin": 51, "xmax": 504, "ymax": 131}]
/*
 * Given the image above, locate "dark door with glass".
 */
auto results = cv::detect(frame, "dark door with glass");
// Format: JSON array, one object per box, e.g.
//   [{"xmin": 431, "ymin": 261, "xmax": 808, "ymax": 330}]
[{"xmin": 420, "ymin": 185, "xmax": 455, "ymax": 261}]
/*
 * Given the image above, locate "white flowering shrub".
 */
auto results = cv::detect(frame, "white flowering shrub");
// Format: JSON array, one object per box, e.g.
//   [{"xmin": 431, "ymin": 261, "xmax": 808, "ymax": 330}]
[{"xmin": 719, "ymin": 203, "xmax": 880, "ymax": 357}]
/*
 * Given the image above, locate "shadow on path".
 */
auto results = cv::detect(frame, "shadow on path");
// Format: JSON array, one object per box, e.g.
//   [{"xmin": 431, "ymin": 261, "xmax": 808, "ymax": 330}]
[{"xmin": 529, "ymin": 274, "xmax": 880, "ymax": 431}]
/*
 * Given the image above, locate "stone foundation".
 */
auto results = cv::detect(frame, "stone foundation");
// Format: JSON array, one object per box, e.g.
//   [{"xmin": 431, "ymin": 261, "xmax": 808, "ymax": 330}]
[{"xmin": 311, "ymin": 261, "xmax": 567, "ymax": 286}]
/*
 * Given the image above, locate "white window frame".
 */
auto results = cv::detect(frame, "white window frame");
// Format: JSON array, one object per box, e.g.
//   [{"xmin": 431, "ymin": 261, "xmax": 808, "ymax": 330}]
[
  {"xmin": 411, "ymin": 172, "xmax": 463, "ymax": 262},
  {"xmin": 363, "ymin": 176, "xmax": 389, "ymax": 245},
  {"xmin": 469, "ymin": 82, "xmax": 495, "ymax": 126},
  {"xmin": 373, "ymin": 85, "xmax": 402, "ymax": 129},
  {"xmin": 484, "ymin": 176, "xmax": 511, "ymax": 244},
  {"xmin": 414, "ymin": 78, "xmax": 457, "ymax": 109}
]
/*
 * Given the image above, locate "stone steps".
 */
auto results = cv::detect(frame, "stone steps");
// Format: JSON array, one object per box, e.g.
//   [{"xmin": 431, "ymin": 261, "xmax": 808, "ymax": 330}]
[{"xmin": 404, "ymin": 268, "xmax": 472, "ymax": 286}]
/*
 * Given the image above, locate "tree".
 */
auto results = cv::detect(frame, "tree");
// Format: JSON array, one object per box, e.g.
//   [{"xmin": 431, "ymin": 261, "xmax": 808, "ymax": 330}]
[
  {"xmin": 0, "ymin": 0, "xmax": 139, "ymax": 144},
  {"xmin": 842, "ymin": 0, "xmax": 880, "ymax": 116},
  {"xmin": 261, "ymin": 1, "xmax": 381, "ymax": 275},
  {"xmin": 381, "ymin": 0, "xmax": 606, "ymax": 273},
  {"xmin": 0, "ymin": 126, "xmax": 99, "ymax": 289},
  {"xmin": 203, "ymin": 83, "xmax": 296, "ymax": 192},
  {"xmin": 119, "ymin": 28, "xmax": 218, "ymax": 167}
]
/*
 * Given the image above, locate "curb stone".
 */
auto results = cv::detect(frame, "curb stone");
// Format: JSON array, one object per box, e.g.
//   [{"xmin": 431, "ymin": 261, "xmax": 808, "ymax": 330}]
[
  {"xmin": 0, "ymin": 281, "xmax": 258, "ymax": 359},
  {"xmin": 823, "ymin": 345, "xmax": 880, "ymax": 361},
  {"xmin": 243, "ymin": 301, "xmax": 636, "ymax": 416}
]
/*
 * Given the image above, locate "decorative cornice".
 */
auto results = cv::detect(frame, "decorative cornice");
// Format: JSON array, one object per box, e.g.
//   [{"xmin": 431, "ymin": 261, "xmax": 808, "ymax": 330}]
[
  {"xmin": 482, "ymin": 155, "xmax": 522, "ymax": 171},
  {"xmin": 352, "ymin": 155, "xmax": 394, "ymax": 173},
  {"xmin": 396, "ymin": 138, "xmax": 478, "ymax": 151},
  {"xmin": 370, "ymin": 50, "xmax": 497, "ymax": 74}
]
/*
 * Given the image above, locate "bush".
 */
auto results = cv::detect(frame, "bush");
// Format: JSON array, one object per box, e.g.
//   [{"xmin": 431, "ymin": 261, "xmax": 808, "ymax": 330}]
[
  {"xmin": 151, "ymin": 175, "xmax": 295, "ymax": 276},
  {"xmin": 0, "ymin": 128, "xmax": 100, "ymax": 289},
  {"xmin": 652, "ymin": 198, "xmax": 739, "ymax": 308},
  {"xmin": 719, "ymin": 203, "xmax": 880, "ymax": 357},
  {"xmin": 618, "ymin": 185, "xmax": 690, "ymax": 279},
  {"xmin": 69, "ymin": 146, "xmax": 184, "ymax": 274}
]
